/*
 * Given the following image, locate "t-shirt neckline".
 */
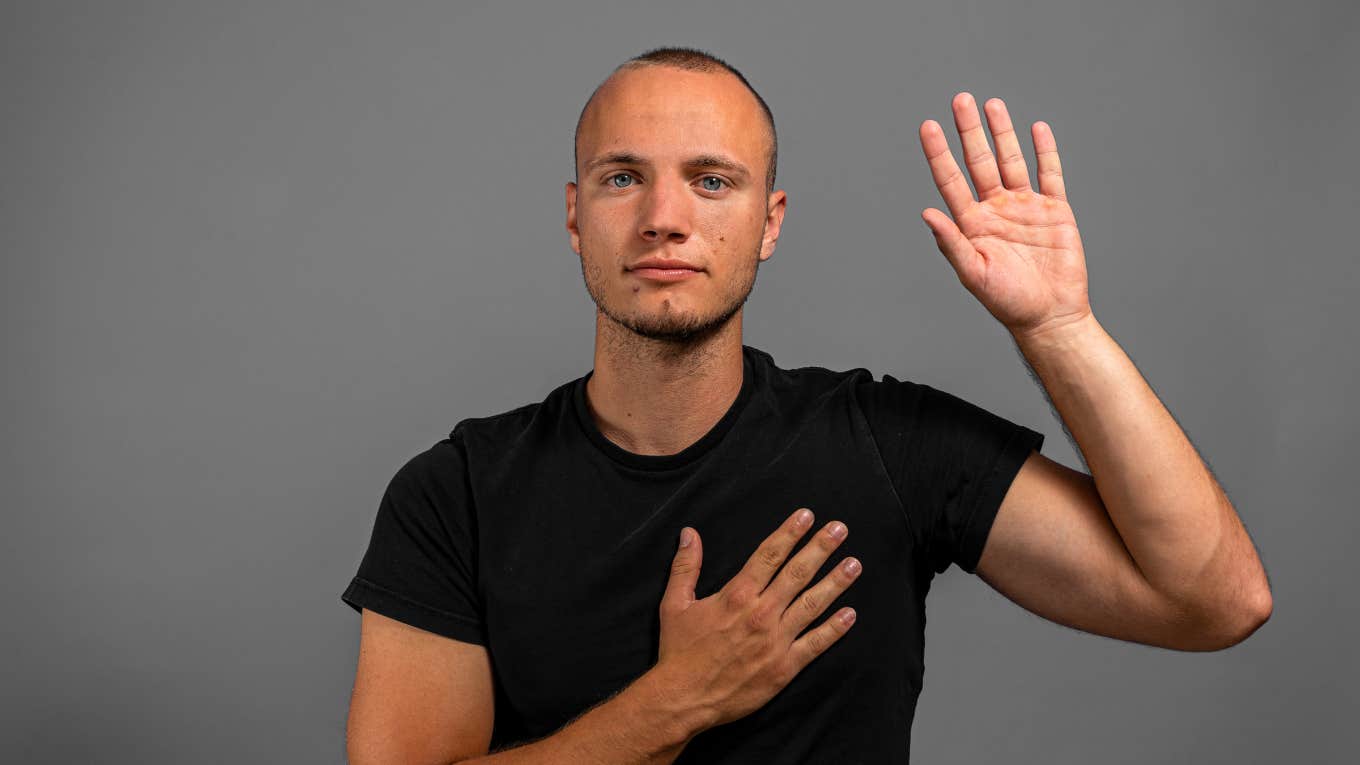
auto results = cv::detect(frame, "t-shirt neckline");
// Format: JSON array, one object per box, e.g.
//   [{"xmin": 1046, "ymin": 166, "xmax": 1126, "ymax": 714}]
[{"xmin": 572, "ymin": 345, "xmax": 757, "ymax": 471}]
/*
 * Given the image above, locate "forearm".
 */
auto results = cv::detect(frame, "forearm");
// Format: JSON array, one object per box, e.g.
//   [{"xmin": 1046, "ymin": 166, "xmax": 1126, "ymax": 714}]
[
  {"xmin": 1011, "ymin": 314, "xmax": 1272, "ymax": 634},
  {"xmin": 458, "ymin": 669, "xmax": 709, "ymax": 765}
]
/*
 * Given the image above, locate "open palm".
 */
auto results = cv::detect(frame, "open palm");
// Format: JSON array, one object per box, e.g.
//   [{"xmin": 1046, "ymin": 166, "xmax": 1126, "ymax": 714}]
[{"xmin": 919, "ymin": 93, "xmax": 1093, "ymax": 339}]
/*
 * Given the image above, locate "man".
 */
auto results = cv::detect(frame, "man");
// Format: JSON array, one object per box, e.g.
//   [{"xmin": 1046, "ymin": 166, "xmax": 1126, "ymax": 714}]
[{"xmin": 341, "ymin": 46, "xmax": 1272, "ymax": 764}]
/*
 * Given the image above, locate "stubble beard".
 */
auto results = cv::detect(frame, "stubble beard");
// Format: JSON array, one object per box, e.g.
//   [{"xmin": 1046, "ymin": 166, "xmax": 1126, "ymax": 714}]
[{"xmin": 578, "ymin": 237, "xmax": 763, "ymax": 345}]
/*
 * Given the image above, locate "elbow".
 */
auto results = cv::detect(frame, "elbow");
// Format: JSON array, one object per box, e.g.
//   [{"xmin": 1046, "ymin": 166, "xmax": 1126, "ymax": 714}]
[
  {"xmin": 1231, "ymin": 586, "xmax": 1274, "ymax": 647},
  {"xmin": 1205, "ymin": 587, "xmax": 1274, "ymax": 651},
  {"xmin": 1165, "ymin": 586, "xmax": 1272, "ymax": 652}
]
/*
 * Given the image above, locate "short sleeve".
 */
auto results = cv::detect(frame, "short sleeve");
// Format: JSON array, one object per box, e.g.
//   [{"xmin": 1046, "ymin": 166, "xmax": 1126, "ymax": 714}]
[
  {"xmin": 341, "ymin": 427, "xmax": 487, "ymax": 645},
  {"xmin": 858, "ymin": 376, "xmax": 1045, "ymax": 576}
]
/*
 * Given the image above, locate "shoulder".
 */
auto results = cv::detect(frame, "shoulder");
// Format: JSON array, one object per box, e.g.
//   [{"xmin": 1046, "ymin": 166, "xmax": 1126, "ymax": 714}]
[
  {"xmin": 431, "ymin": 374, "xmax": 580, "ymax": 460},
  {"xmin": 745, "ymin": 347, "xmax": 934, "ymax": 429},
  {"xmin": 387, "ymin": 395, "xmax": 555, "ymax": 501},
  {"xmin": 757, "ymin": 347, "xmax": 883, "ymax": 403},
  {"xmin": 452, "ymin": 401, "xmax": 542, "ymax": 443}
]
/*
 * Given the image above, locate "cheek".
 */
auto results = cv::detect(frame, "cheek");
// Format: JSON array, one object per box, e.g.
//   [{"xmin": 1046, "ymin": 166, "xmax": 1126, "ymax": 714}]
[
  {"xmin": 713, "ymin": 204, "xmax": 765, "ymax": 238},
  {"xmin": 590, "ymin": 214, "xmax": 639, "ymax": 251}
]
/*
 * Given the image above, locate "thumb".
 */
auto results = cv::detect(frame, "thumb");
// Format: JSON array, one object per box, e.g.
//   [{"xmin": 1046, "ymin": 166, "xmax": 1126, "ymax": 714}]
[
  {"xmin": 663, "ymin": 527, "xmax": 703, "ymax": 611},
  {"xmin": 922, "ymin": 207, "xmax": 981, "ymax": 285}
]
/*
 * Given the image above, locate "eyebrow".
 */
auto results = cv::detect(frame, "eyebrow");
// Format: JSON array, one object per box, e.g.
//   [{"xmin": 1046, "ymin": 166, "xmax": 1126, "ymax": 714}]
[{"xmin": 584, "ymin": 152, "xmax": 752, "ymax": 181}]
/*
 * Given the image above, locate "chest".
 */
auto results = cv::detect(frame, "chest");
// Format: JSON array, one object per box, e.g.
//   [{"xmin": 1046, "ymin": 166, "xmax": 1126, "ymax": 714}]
[{"xmin": 474, "ymin": 427, "xmax": 923, "ymax": 738}]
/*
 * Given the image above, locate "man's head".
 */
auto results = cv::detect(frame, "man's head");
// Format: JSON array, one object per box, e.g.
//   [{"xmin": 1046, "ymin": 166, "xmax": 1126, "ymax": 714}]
[
  {"xmin": 573, "ymin": 49, "xmax": 779, "ymax": 196},
  {"xmin": 566, "ymin": 46, "xmax": 786, "ymax": 344}
]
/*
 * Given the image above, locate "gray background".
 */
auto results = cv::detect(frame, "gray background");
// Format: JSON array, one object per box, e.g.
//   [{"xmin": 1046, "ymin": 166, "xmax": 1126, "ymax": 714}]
[{"xmin": 4, "ymin": 0, "xmax": 1355, "ymax": 762}]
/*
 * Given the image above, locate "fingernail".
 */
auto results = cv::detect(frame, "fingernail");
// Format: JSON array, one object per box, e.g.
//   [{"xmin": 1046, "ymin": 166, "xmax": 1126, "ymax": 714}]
[
  {"xmin": 679, "ymin": 528, "xmax": 693, "ymax": 548},
  {"xmin": 795, "ymin": 509, "xmax": 813, "ymax": 527}
]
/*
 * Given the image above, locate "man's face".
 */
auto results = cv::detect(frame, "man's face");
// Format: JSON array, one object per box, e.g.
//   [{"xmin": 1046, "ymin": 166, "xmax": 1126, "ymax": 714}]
[{"xmin": 567, "ymin": 66, "xmax": 786, "ymax": 343}]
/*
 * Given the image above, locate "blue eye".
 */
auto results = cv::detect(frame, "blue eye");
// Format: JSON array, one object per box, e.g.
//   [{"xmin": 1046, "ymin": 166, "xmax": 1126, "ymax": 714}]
[{"xmin": 605, "ymin": 173, "xmax": 728, "ymax": 192}]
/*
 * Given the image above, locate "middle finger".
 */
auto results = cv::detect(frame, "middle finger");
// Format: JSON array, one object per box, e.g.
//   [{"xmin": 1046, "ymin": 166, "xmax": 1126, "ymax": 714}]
[
  {"xmin": 760, "ymin": 520, "xmax": 849, "ymax": 609},
  {"xmin": 983, "ymin": 97, "xmax": 1033, "ymax": 192},
  {"xmin": 952, "ymin": 92, "xmax": 1005, "ymax": 200}
]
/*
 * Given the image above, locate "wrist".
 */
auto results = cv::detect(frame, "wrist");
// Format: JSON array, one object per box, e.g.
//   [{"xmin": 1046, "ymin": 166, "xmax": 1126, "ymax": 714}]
[
  {"xmin": 629, "ymin": 666, "xmax": 716, "ymax": 744},
  {"xmin": 1011, "ymin": 311, "xmax": 1104, "ymax": 357}
]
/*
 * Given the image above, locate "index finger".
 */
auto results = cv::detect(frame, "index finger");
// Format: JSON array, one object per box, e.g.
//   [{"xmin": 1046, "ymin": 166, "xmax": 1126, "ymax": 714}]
[
  {"xmin": 919, "ymin": 119, "xmax": 976, "ymax": 220},
  {"xmin": 727, "ymin": 508, "xmax": 815, "ymax": 599}
]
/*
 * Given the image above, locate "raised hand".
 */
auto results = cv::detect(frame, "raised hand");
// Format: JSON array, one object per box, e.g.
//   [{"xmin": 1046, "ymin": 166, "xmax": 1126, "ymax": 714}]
[
  {"xmin": 919, "ymin": 92, "xmax": 1093, "ymax": 340},
  {"xmin": 652, "ymin": 509, "xmax": 861, "ymax": 731}
]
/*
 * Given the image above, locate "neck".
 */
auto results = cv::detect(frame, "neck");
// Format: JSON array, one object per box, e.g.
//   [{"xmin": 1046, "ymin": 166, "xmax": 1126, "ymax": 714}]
[{"xmin": 584, "ymin": 310, "xmax": 746, "ymax": 457}]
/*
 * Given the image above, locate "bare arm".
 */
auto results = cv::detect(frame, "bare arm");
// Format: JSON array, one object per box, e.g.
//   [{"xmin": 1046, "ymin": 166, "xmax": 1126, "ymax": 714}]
[
  {"xmin": 917, "ymin": 94, "xmax": 1271, "ymax": 645},
  {"xmin": 457, "ymin": 666, "xmax": 710, "ymax": 765},
  {"xmin": 347, "ymin": 611, "xmax": 709, "ymax": 765},
  {"xmin": 346, "ymin": 609, "xmax": 495, "ymax": 765},
  {"xmin": 1005, "ymin": 315, "xmax": 1271, "ymax": 643}
]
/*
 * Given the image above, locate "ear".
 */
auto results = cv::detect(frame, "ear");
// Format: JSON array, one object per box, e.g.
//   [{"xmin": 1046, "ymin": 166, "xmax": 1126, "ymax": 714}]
[
  {"xmin": 759, "ymin": 189, "xmax": 787, "ymax": 263},
  {"xmin": 565, "ymin": 181, "xmax": 581, "ymax": 255}
]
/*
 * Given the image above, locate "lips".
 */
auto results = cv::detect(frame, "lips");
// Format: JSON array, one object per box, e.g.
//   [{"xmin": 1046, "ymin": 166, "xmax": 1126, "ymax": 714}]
[{"xmin": 628, "ymin": 257, "xmax": 701, "ymax": 271}]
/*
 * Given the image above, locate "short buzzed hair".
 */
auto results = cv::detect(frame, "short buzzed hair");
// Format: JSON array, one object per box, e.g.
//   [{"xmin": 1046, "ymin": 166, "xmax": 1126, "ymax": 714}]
[{"xmin": 573, "ymin": 46, "xmax": 779, "ymax": 196}]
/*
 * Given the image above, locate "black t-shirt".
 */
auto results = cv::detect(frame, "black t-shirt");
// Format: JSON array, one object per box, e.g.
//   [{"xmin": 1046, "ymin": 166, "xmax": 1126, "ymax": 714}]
[{"xmin": 342, "ymin": 344, "xmax": 1044, "ymax": 763}]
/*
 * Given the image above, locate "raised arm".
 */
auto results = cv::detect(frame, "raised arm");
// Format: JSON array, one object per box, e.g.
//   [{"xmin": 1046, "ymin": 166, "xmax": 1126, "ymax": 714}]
[{"xmin": 915, "ymin": 93, "xmax": 1272, "ymax": 651}]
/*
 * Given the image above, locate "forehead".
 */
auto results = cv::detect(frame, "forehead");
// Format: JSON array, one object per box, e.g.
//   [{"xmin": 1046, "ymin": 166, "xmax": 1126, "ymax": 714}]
[{"xmin": 578, "ymin": 66, "xmax": 768, "ymax": 171}]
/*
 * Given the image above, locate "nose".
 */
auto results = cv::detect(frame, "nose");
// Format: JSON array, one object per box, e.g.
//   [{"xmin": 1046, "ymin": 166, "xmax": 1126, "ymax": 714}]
[{"xmin": 638, "ymin": 176, "xmax": 692, "ymax": 244}]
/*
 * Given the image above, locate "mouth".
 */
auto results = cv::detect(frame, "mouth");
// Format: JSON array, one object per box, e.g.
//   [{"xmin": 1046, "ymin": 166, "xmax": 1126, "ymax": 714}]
[{"xmin": 630, "ymin": 267, "xmax": 702, "ymax": 283}]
